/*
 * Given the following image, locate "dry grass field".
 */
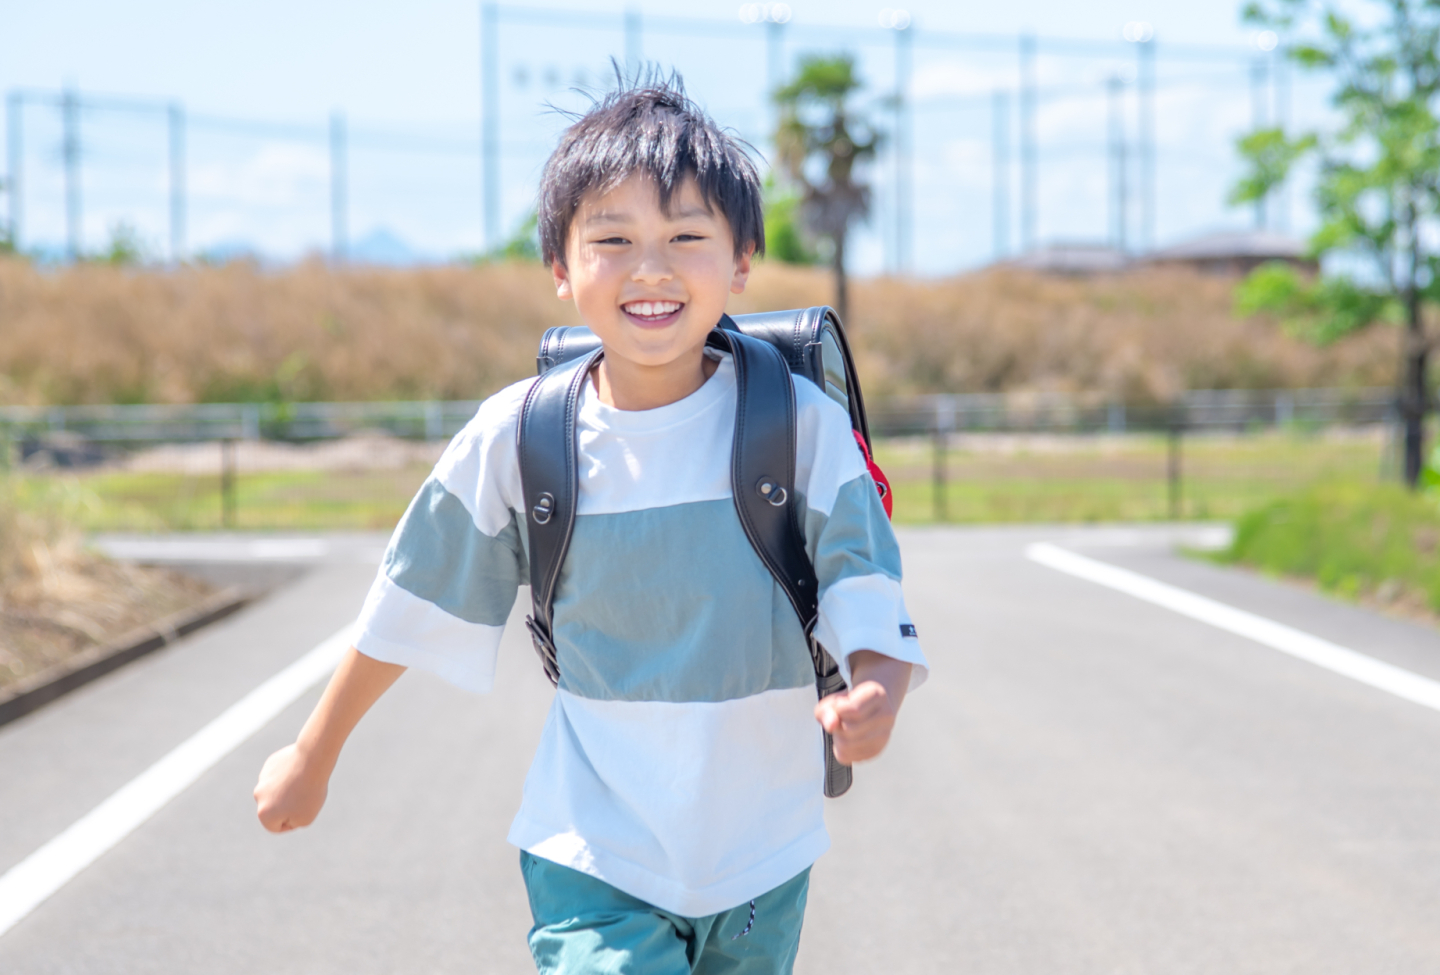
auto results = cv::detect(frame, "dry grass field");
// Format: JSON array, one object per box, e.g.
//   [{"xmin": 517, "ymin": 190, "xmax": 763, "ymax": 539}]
[
  {"xmin": 0, "ymin": 481, "xmax": 213, "ymax": 691},
  {"xmin": 0, "ymin": 257, "xmax": 1398, "ymax": 406}
]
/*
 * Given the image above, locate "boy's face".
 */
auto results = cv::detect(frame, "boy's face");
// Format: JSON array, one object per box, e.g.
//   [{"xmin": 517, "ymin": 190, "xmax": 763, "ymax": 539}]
[{"xmin": 552, "ymin": 174, "xmax": 752, "ymax": 372}]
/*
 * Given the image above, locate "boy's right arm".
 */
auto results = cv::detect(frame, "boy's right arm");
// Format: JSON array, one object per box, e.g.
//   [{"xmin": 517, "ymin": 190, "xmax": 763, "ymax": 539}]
[{"xmin": 253, "ymin": 647, "xmax": 405, "ymax": 833}]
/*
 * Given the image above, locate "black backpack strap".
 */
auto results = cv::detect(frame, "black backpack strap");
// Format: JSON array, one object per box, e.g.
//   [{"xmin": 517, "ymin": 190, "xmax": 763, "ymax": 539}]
[
  {"xmin": 712, "ymin": 326, "xmax": 853, "ymax": 797},
  {"xmin": 710, "ymin": 327, "xmax": 817, "ymax": 626},
  {"xmin": 519, "ymin": 329, "xmax": 853, "ymax": 796},
  {"xmin": 517, "ymin": 347, "xmax": 602, "ymax": 685}
]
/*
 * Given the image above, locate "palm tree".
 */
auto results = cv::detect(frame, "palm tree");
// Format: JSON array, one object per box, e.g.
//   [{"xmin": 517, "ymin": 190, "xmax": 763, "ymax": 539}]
[{"xmin": 773, "ymin": 55, "xmax": 880, "ymax": 326}]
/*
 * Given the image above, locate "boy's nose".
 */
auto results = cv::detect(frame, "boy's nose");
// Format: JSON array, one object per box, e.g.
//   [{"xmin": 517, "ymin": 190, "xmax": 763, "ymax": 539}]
[{"xmin": 631, "ymin": 244, "xmax": 674, "ymax": 284}]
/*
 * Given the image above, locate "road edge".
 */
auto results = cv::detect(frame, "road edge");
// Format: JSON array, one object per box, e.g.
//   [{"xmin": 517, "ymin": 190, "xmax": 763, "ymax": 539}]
[{"xmin": 0, "ymin": 588, "xmax": 251, "ymax": 728}]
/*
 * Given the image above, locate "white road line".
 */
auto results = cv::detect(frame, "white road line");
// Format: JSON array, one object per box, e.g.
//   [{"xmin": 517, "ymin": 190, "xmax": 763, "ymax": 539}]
[
  {"xmin": 1026, "ymin": 542, "xmax": 1440, "ymax": 714},
  {"xmin": 0, "ymin": 625, "xmax": 353, "ymax": 939},
  {"xmin": 98, "ymin": 537, "xmax": 330, "ymax": 562}
]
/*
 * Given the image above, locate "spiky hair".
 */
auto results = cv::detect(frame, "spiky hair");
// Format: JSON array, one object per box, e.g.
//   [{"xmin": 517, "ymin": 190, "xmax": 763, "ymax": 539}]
[{"xmin": 538, "ymin": 69, "xmax": 765, "ymax": 266}]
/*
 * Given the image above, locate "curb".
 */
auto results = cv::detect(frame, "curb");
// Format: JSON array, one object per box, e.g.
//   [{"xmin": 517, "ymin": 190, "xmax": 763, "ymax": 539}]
[{"xmin": 0, "ymin": 587, "xmax": 251, "ymax": 728}]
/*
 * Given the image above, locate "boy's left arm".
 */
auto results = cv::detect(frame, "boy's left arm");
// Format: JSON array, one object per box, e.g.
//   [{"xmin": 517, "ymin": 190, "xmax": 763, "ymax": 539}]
[
  {"xmin": 815, "ymin": 650, "xmax": 912, "ymax": 765},
  {"xmin": 798, "ymin": 396, "xmax": 929, "ymax": 766}
]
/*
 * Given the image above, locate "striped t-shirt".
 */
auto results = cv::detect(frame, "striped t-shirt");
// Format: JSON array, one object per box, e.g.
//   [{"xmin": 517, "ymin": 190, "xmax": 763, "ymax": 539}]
[{"xmin": 354, "ymin": 351, "xmax": 928, "ymax": 917}]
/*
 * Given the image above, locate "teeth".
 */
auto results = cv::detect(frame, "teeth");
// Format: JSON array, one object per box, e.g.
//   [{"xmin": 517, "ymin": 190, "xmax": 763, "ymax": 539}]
[{"xmin": 626, "ymin": 301, "xmax": 681, "ymax": 318}]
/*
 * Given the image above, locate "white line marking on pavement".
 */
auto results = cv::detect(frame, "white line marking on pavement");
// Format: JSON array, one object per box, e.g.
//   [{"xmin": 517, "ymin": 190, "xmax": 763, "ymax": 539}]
[
  {"xmin": 1026, "ymin": 542, "xmax": 1440, "ymax": 714},
  {"xmin": 99, "ymin": 537, "xmax": 330, "ymax": 562},
  {"xmin": 0, "ymin": 624, "xmax": 353, "ymax": 939}
]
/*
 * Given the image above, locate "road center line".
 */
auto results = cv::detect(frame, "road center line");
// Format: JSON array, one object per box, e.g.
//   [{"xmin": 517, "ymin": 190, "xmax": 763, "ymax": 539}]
[
  {"xmin": 0, "ymin": 624, "xmax": 353, "ymax": 939},
  {"xmin": 1026, "ymin": 542, "xmax": 1440, "ymax": 714}
]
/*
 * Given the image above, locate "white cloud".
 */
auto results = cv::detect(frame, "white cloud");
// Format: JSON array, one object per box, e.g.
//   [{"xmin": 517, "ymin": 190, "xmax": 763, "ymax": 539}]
[{"xmin": 189, "ymin": 143, "xmax": 329, "ymax": 208}]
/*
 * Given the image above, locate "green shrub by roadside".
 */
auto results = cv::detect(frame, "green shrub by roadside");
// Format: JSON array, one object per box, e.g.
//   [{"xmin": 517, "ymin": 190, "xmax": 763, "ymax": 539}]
[{"xmin": 1218, "ymin": 482, "xmax": 1440, "ymax": 610}]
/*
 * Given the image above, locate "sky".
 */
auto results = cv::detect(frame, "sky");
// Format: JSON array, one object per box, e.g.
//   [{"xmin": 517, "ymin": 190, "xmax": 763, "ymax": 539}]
[{"xmin": 1, "ymin": 0, "xmax": 1330, "ymax": 274}]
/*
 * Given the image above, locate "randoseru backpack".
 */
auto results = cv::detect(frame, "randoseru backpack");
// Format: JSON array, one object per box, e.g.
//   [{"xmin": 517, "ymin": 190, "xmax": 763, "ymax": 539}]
[{"xmin": 517, "ymin": 306, "xmax": 890, "ymax": 798}]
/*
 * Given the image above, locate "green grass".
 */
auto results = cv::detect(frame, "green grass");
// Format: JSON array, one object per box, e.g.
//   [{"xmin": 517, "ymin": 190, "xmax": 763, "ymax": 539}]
[
  {"xmin": 1215, "ymin": 481, "xmax": 1440, "ymax": 610},
  {"xmin": 10, "ymin": 466, "xmax": 430, "ymax": 532},
  {"xmin": 3, "ymin": 430, "xmax": 1390, "ymax": 533},
  {"xmin": 876, "ymin": 431, "xmax": 1388, "ymax": 524}
]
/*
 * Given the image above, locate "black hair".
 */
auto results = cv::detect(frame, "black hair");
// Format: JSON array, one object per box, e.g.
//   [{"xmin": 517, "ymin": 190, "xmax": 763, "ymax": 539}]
[{"xmin": 538, "ymin": 68, "xmax": 765, "ymax": 267}]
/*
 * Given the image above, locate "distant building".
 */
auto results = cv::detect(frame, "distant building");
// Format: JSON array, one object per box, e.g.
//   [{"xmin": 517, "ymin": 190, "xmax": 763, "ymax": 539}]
[
  {"xmin": 1143, "ymin": 230, "xmax": 1316, "ymax": 276},
  {"xmin": 1001, "ymin": 242, "xmax": 1129, "ymax": 276}
]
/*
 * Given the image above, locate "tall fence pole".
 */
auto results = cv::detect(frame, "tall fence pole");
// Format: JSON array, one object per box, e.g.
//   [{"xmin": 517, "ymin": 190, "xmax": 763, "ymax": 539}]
[
  {"xmin": 6, "ymin": 91, "xmax": 21, "ymax": 250},
  {"xmin": 1273, "ymin": 47, "xmax": 1290, "ymax": 233},
  {"xmin": 894, "ymin": 21, "xmax": 913, "ymax": 274},
  {"xmin": 167, "ymin": 102, "xmax": 186, "ymax": 263},
  {"xmin": 1136, "ymin": 36, "xmax": 1155, "ymax": 252},
  {"xmin": 1107, "ymin": 75, "xmax": 1127, "ymax": 252},
  {"xmin": 1018, "ymin": 33, "xmax": 1037, "ymax": 253},
  {"xmin": 481, "ymin": 1, "xmax": 500, "ymax": 251},
  {"xmin": 62, "ymin": 85, "xmax": 82, "ymax": 261},
  {"xmin": 625, "ymin": 8, "xmax": 643, "ymax": 74},
  {"xmin": 1249, "ymin": 55, "xmax": 1270, "ymax": 230},
  {"xmin": 991, "ymin": 89, "xmax": 1010, "ymax": 261},
  {"xmin": 329, "ymin": 110, "xmax": 348, "ymax": 263},
  {"xmin": 765, "ymin": 17, "xmax": 785, "ymax": 114}
]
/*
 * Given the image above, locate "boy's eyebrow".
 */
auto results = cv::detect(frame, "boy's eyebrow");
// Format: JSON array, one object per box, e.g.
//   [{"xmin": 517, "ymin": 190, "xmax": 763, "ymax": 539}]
[{"xmin": 579, "ymin": 203, "xmax": 716, "ymax": 225}]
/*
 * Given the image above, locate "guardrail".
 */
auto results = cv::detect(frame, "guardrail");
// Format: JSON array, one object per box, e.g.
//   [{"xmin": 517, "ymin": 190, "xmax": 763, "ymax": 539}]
[
  {"xmin": 0, "ymin": 387, "xmax": 1398, "ymax": 446},
  {"xmin": 0, "ymin": 400, "xmax": 484, "ymax": 444},
  {"xmin": 869, "ymin": 387, "xmax": 1396, "ymax": 438}
]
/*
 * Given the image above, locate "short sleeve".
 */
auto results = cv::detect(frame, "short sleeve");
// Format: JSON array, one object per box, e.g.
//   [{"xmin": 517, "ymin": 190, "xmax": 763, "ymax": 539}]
[
  {"xmin": 795, "ymin": 381, "xmax": 928, "ymax": 692},
  {"xmin": 353, "ymin": 379, "xmax": 534, "ymax": 693}
]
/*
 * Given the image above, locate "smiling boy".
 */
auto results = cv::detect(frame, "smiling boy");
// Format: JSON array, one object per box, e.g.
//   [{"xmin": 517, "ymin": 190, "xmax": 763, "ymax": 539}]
[{"xmin": 254, "ymin": 76, "xmax": 927, "ymax": 974}]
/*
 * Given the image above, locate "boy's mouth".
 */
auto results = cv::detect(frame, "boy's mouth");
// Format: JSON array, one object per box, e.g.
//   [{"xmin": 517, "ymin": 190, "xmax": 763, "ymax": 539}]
[{"xmin": 621, "ymin": 300, "xmax": 684, "ymax": 328}]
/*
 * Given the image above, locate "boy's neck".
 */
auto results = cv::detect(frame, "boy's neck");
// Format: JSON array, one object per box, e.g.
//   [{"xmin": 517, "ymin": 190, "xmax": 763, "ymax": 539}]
[{"xmin": 591, "ymin": 346, "xmax": 719, "ymax": 412}]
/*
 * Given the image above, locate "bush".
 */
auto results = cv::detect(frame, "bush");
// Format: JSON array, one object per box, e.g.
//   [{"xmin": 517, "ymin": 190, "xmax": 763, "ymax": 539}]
[{"xmin": 1218, "ymin": 482, "xmax": 1440, "ymax": 610}]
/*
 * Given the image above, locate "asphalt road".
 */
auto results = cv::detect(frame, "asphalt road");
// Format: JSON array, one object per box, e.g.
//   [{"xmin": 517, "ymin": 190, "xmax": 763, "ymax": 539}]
[{"xmin": 2, "ymin": 526, "xmax": 1439, "ymax": 973}]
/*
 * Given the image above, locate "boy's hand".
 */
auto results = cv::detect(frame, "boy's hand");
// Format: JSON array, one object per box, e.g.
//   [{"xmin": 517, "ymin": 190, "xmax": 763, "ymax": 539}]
[
  {"xmin": 252, "ymin": 647, "xmax": 405, "ymax": 834},
  {"xmin": 254, "ymin": 744, "xmax": 331, "ymax": 833},
  {"xmin": 815, "ymin": 650, "xmax": 912, "ymax": 766}
]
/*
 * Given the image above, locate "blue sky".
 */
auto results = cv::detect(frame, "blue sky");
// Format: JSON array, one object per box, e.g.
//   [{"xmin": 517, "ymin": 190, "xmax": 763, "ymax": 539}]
[{"xmin": 2, "ymin": 0, "xmax": 1327, "ymax": 273}]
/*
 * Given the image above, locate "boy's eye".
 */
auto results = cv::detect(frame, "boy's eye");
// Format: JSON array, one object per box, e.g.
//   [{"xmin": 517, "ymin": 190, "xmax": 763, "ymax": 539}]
[
  {"xmin": 595, "ymin": 236, "xmax": 630, "ymax": 245},
  {"xmin": 673, "ymin": 234, "xmax": 705, "ymax": 242}
]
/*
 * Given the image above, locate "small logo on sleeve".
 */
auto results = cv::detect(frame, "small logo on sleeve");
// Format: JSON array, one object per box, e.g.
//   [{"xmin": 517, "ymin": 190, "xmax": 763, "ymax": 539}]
[{"xmin": 900, "ymin": 624, "xmax": 918, "ymax": 638}]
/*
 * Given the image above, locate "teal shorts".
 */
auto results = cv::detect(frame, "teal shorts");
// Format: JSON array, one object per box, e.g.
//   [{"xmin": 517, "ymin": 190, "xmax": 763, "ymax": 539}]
[{"xmin": 519, "ymin": 851, "xmax": 810, "ymax": 975}]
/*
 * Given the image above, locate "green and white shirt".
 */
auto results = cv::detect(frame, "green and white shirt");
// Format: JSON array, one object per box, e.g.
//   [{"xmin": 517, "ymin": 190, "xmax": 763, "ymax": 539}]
[{"xmin": 355, "ymin": 351, "xmax": 928, "ymax": 916}]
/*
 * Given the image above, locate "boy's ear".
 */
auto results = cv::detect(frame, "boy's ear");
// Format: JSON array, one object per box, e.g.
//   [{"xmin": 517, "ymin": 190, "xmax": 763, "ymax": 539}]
[
  {"xmin": 730, "ymin": 243, "xmax": 755, "ymax": 295},
  {"xmin": 552, "ymin": 259, "xmax": 573, "ymax": 301}
]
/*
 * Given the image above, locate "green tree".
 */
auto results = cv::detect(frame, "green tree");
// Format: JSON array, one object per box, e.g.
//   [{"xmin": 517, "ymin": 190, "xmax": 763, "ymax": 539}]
[
  {"xmin": 761, "ymin": 177, "xmax": 818, "ymax": 266},
  {"xmin": 773, "ymin": 54, "xmax": 880, "ymax": 325},
  {"xmin": 1234, "ymin": 0, "xmax": 1440, "ymax": 486}
]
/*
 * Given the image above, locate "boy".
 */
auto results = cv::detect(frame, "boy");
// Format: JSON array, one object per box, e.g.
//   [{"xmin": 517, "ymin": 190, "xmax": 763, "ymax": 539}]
[{"xmin": 254, "ymin": 75, "xmax": 927, "ymax": 974}]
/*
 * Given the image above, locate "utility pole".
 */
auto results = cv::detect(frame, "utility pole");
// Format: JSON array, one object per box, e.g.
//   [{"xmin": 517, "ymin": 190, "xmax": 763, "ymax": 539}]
[
  {"xmin": 6, "ymin": 92, "xmax": 20, "ymax": 250},
  {"xmin": 1250, "ymin": 55, "xmax": 1269, "ymax": 230},
  {"xmin": 765, "ymin": 16, "xmax": 786, "ymax": 163},
  {"xmin": 1019, "ymin": 33, "xmax": 1037, "ymax": 254},
  {"xmin": 1274, "ymin": 48, "xmax": 1290, "ymax": 233},
  {"xmin": 330, "ymin": 110, "xmax": 348, "ymax": 263},
  {"xmin": 625, "ymin": 8, "xmax": 643, "ymax": 76},
  {"xmin": 1107, "ymin": 75, "xmax": 1127, "ymax": 252},
  {"xmin": 992, "ymin": 89, "xmax": 1010, "ymax": 261},
  {"xmin": 1137, "ymin": 36, "xmax": 1155, "ymax": 252},
  {"xmin": 62, "ymin": 85, "xmax": 82, "ymax": 262},
  {"xmin": 168, "ymin": 102, "xmax": 186, "ymax": 263},
  {"xmin": 893, "ymin": 21, "xmax": 913, "ymax": 274},
  {"xmin": 481, "ymin": 1, "xmax": 500, "ymax": 251},
  {"xmin": 766, "ymin": 18, "xmax": 785, "ymax": 97}
]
